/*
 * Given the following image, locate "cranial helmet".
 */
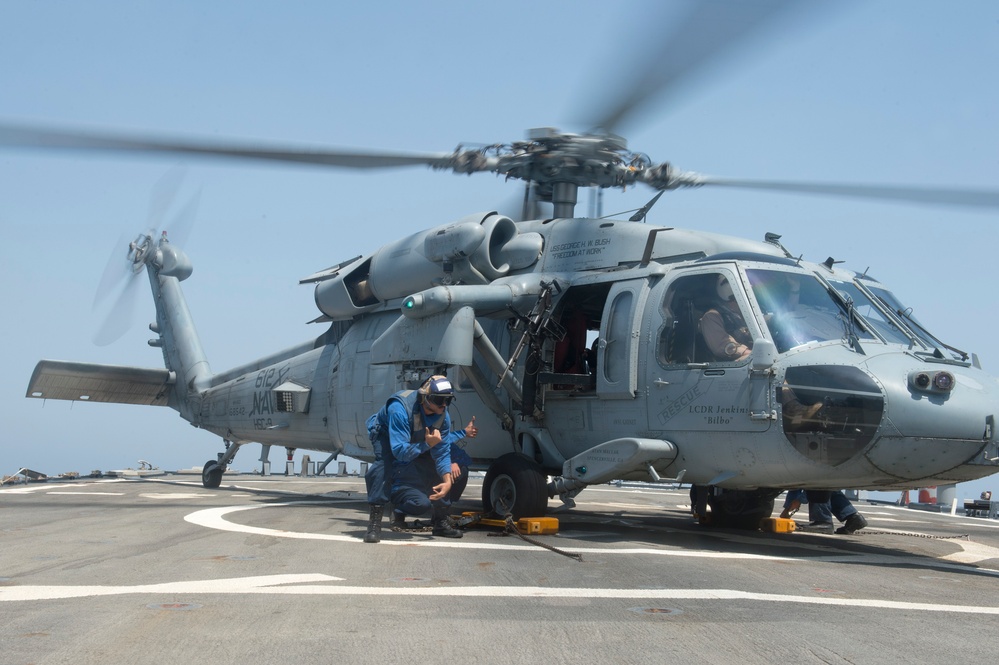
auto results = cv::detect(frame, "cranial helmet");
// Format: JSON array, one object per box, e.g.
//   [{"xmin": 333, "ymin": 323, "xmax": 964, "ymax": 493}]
[
  {"xmin": 418, "ymin": 375, "xmax": 455, "ymax": 406},
  {"xmin": 716, "ymin": 274, "xmax": 734, "ymax": 301},
  {"xmin": 419, "ymin": 375, "xmax": 454, "ymax": 396}
]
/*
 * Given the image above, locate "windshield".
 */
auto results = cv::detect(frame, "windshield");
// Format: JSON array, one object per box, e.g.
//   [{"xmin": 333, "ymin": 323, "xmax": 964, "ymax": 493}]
[
  {"xmin": 829, "ymin": 280, "xmax": 911, "ymax": 345},
  {"xmin": 866, "ymin": 285, "xmax": 965, "ymax": 359},
  {"xmin": 747, "ymin": 269, "xmax": 874, "ymax": 353}
]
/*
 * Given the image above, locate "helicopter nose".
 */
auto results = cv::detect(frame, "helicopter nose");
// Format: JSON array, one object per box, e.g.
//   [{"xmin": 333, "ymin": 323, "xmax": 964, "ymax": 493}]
[
  {"xmin": 780, "ymin": 360, "xmax": 999, "ymax": 482},
  {"xmin": 862, "ymin": 357, "xmax": 998, "ymax": 481}
]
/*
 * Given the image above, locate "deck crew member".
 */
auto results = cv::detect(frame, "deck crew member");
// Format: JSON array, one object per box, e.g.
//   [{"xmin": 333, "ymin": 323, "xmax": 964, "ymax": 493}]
[{"xmin": 364, "ymin": 375, "xmax": 477, "ymax": 542}]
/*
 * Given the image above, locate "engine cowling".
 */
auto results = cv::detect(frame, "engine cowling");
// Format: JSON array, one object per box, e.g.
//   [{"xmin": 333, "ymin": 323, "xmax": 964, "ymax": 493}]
[{"xmin": 313, "ymin": 212, "xmax": 543, "ymax": 319}]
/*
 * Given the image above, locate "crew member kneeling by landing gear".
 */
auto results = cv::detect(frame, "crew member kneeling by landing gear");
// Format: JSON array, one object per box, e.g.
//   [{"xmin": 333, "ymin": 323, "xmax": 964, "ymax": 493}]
[{"xmin": 363, "ymin": 375, "xmax": 477, "ymax": 543}]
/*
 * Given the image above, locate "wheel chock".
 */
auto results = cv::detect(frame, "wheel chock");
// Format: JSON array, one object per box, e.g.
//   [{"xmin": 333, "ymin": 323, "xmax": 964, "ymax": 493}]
[
  {"xmin": 459, "ymin": 512, "xmax": 559, "ymax": 535},
  {"xmin": 760, "ymin": 517, "xmax": 797, "ymax": 533}
]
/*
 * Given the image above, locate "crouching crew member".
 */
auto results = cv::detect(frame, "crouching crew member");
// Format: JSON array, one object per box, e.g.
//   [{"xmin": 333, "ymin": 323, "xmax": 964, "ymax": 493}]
[{"xmin": 364, "ymin": 375, "xmax": 477, "ymax": 543}]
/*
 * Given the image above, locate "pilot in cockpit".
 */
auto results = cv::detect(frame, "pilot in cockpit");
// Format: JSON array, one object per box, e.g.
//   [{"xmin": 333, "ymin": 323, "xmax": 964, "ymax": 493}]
[
  {"xmin": 701, "ymin": 271, "xmax": 823, "ymax": 426},
  {"xmin": 699, "ymin": 274, "xmax": 753, "ymax": 362}
]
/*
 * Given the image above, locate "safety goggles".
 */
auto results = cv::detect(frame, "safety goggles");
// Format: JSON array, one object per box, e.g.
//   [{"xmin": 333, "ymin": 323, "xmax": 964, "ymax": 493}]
[{"xmin": 425, "ymin": 393, "xmax": 454, "ymax": 407}]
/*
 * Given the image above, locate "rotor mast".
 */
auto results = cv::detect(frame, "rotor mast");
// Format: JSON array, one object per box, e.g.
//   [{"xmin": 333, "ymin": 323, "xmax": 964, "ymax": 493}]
[{"xmin": 551, "ymin": 182, "xmax": 578, "ymax": 219}]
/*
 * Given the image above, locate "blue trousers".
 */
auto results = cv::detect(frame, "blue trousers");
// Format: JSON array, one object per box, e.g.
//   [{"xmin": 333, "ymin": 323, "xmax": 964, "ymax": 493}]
[
  {"xmin": 806, "ymin": 490, "xmax": 858, "ymax": 524},
  {"xmin": 449, "ymin": 464, "xmax": 469, "ymax": 503},
  {"xmin": 392, "ymin": 453, "xmax": 450, "ymax": 517},
  {"xmin": 364, "ymin": 436, "xmax": 393, "ymax": 506}
]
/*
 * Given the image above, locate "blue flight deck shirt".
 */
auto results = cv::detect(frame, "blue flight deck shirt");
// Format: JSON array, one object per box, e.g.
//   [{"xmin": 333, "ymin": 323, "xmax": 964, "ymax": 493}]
[{"xmin": 385, "ymin": 398, "xmax": 465, "ymax": 479}]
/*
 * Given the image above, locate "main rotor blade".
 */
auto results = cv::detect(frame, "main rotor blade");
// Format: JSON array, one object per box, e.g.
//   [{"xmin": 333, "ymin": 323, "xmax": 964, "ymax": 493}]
[
  {"xmin": 691, "ymin": 176, "xmax": 999, "ymax": 210},
  {"xmin": 582, "ymin": 0, "xmax": 811, "ymax": 134},
  {"xmin": 0, "ymin": 123, "xmax": 453, "ymax": 170}
]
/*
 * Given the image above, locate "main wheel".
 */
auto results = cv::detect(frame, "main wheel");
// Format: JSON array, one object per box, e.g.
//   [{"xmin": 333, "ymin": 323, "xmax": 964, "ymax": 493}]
[
  {"xmin": 706, "ymin": 488, "xmax": 778, "ymax": 530},
  {"xmin": 482, "ymin": 453, "xmax": 548, "ymax": 519},
  {"xmin": 202, "ymin": 460, "xmax": 223, "ymax": 489}
]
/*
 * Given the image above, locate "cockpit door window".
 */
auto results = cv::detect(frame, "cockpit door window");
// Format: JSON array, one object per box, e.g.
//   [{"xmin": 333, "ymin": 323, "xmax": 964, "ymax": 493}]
[{"xmin": 657, "ymin": 270, "xmax": 756, "ymax": 366}]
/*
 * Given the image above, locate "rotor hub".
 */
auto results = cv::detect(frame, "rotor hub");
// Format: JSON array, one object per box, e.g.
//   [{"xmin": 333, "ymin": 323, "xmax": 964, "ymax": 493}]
[{"xmin": 441, "ymin": 128, "xmax": 673, "ymax": 202}]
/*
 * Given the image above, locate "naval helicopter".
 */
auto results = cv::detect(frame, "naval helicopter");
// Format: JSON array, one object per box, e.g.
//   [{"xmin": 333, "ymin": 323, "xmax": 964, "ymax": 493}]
[
  {"xmin": 10, "ymin": 4, "xmax": 999, "ymax": 528},
  {"xmin": 14, "ymin": 122, "xmax": 999, "ymax": 527}
]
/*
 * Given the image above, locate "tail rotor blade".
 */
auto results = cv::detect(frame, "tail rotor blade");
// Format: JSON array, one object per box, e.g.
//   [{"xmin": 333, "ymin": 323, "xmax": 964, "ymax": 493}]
[
  {"xmin": 164, "ymin": 188, "xmax": 201, "ymax": 248},
  {"xmin": 90, "ymin": 168, "xmax": 196, "ymax": 344},
  {"xmin": 147, "ymin": 166, "xmax": 186, "ymax": 233},
  {"xmin": 92, "ymin": 270, "xmax": 143, "ymax": 346},
  {"xmin": 92, "ymin": 232, "xmax": 134, "ymax": 309}
]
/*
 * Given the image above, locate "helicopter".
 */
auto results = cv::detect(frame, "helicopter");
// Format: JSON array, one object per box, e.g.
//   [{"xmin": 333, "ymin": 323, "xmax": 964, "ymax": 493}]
[{"xmin": 8, "ymin": 1, "xmax": 999, "ymax": 527}]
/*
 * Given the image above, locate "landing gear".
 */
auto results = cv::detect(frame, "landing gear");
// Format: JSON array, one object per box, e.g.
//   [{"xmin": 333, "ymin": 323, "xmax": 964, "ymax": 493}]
[
  {"xmin": 482, "ymin": 452, "xmax": 548, "ymax": 519},
  {"xmin": 202, "ymin": 460, "xmax": 223, "ymax": 489},
  {"xmin": 702, "ymin": 486, "xmax": 780, "ymax": 530},
  {"xmin": 201, "ymin": 438, "xmax": 241, "ymax": 489}
]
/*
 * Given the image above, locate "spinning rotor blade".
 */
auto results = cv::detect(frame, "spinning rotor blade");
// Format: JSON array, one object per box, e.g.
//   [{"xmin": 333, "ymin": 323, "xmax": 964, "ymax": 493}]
[
  {"xmin": 685, "ymin": 175, "xmax": 999, "ymax": 210},
  {"xmin": 164, "ymin": 189, "xmax": 202, "ymax": 249},
  {"xmin": 93, "ymin": 231, "xmax": 136, "ymax": 310},
  {"xmin": 93, "ymin": 168, "xmax": 185, "ymax": 309},
  {"xmin": 92, "ymin": 169, "xmax": 201, "ymax": 346},
  {"xmin": 147, "ymin": 166, "xmax": 186, "ymax": 233},
  {"xmin": 582, "ymin": 0, "xmax": 811, "ymax": 134},
  {"xmin": 0, "ymin": 123, "xmax": 453, "ymax": 171},
  {"xmin": 93, "ymin": 268, "xmax": 143, "ymax": 346}
]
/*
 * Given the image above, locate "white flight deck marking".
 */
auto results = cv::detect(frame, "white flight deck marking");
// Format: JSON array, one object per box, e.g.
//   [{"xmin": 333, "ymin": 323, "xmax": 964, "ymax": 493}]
[
  {"xmin": 184, "ymin": 502, "xmax": 796, "ymax": 560},
  {"xmin": 3, "ymin": 573, "xmax": 999, "ymax": 615},
  {"xmin": 0, "ymin": 479, "xmax": 128, "ymax": 494},
  {"xmin": 139, "ymin": 493, "xmax": 240, "ymax": 500},
  {"xmin": 148, "ymin": 477, "xmax": 358, "ymax": 500},
  {"xmin": 0, "ymin": 574, "xmax": 337, "ymax": 601},
  {"xmin": 21, "ymin": 479, "xmax": 999, "ymax": 566},
  {"xmin": 940, "ymin": 540, "xmax": 999, "ymax": 564},
  {"xmin": 581, "ymin": 501, "xmax": 674, "ymax": 510},
  {"xmin": 185, "ymin": 502, "xmax": 999, "ymax": 575}
]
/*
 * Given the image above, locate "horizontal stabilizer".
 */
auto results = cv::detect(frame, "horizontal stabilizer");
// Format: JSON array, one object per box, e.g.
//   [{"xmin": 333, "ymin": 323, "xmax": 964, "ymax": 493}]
[{"xmin": 26, "ymin": 360, "xmax": 175, "ymax": 406}]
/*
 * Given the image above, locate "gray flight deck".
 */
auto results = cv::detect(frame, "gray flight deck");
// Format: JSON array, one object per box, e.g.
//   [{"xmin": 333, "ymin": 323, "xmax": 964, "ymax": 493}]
[{"xmin": 4, "ymin": 473, "xmax": 999, "ymax": 664}]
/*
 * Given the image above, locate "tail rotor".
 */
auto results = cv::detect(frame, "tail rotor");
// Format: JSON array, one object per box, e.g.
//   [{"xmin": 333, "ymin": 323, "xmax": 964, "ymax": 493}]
[{"xmin": 91, "ymin": 167, "xmax": 199, "ymax": 346}]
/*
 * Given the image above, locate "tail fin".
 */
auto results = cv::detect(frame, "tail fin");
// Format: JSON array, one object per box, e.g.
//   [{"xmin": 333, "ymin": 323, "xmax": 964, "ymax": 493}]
[
  {"xmin": 26, "ymin": 232, "xmax": 212, "ymax": 422},
  {"xmin": 145, "ymin": 234, "xmax": 212, "ymax": 405}
]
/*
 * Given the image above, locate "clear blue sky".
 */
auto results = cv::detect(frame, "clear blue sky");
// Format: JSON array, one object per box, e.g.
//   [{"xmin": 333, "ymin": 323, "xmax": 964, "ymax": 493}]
[{"xmin": 1, "ymin": 1, "xmax": 997, "ymax": 501}]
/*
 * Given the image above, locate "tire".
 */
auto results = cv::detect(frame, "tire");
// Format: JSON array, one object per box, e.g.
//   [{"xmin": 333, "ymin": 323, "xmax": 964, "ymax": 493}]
[
  {"xmin": 707, "ymin": 488, "xmax": 778, "ymax": 530},
  {"xmin": 202, "ymin": 460, "xmax": 223, "ymax": 489},
  {"xmin": 482, "ymin": 453, "xmax": 548, "ymax": 519}
]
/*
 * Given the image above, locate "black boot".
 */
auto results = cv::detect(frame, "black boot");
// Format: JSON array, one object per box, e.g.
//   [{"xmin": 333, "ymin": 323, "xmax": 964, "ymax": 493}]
[
  {"xmin": 364, "ymin": 504, "xmax": 384, "ymax": 543},
  {"xmin": 835, "ymin": 513, "xmax": 868, "ymax": 534},
  {"xmin": 431, "ymin": 503, "xmax": 462, "ymax": 538}
]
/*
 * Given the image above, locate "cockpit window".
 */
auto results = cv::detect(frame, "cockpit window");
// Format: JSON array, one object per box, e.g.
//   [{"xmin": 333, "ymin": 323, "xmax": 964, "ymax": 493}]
[
  {"xmin": 828, "ymin": 280, "xmax": 911, "ymax": 345},
  {"xmin": 746, "ymin": 269, "xmax": 874, "ymax": 353},
  {"xmin": 866, "ymin": 286, "xmax": 965, "ymax": 360},
  {"xmin": 658, "ymin": 271, "xmax": 755, "ymax": 365}
]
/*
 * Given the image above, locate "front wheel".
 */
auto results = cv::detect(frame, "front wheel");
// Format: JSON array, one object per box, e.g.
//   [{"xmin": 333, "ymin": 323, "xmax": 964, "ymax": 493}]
[
  {"xmin": 202, "ymin": 460, "xmax": 223, "ymax": 489},
  {"xmin": 482, "ymin": 453, "xmax": 548, "ymax": 519}
]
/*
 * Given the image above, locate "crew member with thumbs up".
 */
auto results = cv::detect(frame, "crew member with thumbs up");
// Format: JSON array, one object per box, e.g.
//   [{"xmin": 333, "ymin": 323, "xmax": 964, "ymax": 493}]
[{"xmin": 363, "ymin": 375, "xmax": 477, "ymax": 543}]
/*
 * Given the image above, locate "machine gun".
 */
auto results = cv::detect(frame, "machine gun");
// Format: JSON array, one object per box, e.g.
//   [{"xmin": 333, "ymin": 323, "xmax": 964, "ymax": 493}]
[{"xmin": 497, "ymin": 279, "xmax": 565, "ymax": 389}]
